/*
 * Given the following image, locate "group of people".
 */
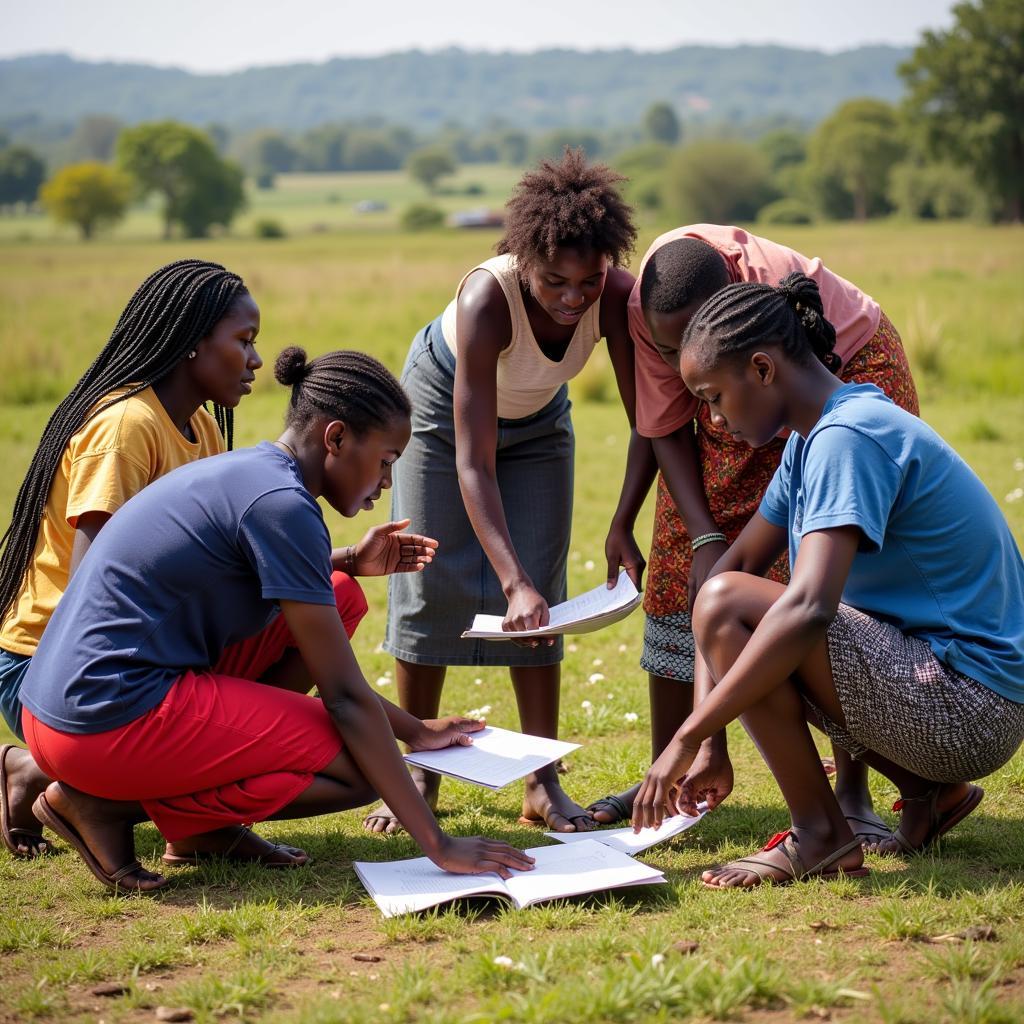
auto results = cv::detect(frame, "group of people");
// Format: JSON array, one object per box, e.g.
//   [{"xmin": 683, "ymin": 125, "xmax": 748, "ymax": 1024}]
[{"xmin": 1, "ymin": 150, "xmax": 1021, "ymax": 894}]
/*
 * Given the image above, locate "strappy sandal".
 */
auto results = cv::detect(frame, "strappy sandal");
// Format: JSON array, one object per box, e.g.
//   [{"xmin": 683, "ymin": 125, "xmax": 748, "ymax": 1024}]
[
  {"xmin": 889, "ymin": 784, "xmax": 984, "ymax": 854},
  {"xmin": 845, "ymin": 812, "xmax": 896, "ymax": 847},
  {"xmin": 1, "ymin": 744, "xmax": 50, "ymax": 858},
  {"xmin": 585, "ymin": 794, "xmax": 631, "ymax": 825},
  {"xmin": 702, "ymin": 829, "xmax": 870, "ymax": 889},
  {"xmin": 162, "ymin": 825, "xmax": 307, "ymax": 867},
  {"xmin": 32, "ymin": 792, "xmax": 166, "ymax": 893}
]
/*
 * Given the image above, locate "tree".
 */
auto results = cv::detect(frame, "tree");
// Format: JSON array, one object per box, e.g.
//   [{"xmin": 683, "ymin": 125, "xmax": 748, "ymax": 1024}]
[
  {"xmin": 40, "ymin": 162, "xmax": 132, "ymax": 239},
  {"xmin": 0, "ymin": 145, "xmax": 46, "ymax": 207},
  {"xmin": 900, "ymin": 0, "xmax": 1024, "ymax": 221},
  {"xmin": 807, "ymin": 99, "xmax": 905, "ymax": 221},
  {"xmin": 664, "ymin": 140, "xmax": 775, "ymax": 224},
  {"xmin": 643, "ymin": 102, "xmax": 681, "ymax": 145},
  {"xmin": 342, "ymin": 130, "xmax": 402, "ymax": 171},
  {"xmin": 117, "ymin": 121, "xmax": 246, "ymax": 238},
  {"xmin": 406, "ymin": 146, "xmax": 457, "ymax": 192}
]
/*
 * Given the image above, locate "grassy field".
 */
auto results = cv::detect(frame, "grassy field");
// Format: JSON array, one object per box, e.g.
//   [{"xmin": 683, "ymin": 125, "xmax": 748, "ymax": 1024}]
[{"xmin": 0, "ymin": 205, "xmax": 1023, "ymax": 1023}]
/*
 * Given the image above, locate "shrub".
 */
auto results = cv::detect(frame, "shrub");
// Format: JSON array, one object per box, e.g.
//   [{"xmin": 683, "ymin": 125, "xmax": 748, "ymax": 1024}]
[
  {"xmin": 757, "ymin": 197, "xmax": 815, "ymax": 225},
  {"xmin": 253, "ymin": 217, "xmax": 286, "ymax": 239},
  {"xmin": 400, "ymin": 202, "xmax": 445, "ymax": 231}
]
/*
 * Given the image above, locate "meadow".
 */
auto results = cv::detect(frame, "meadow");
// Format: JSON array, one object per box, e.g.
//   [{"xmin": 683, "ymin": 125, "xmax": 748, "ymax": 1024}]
[{"xmin": 0, "ymin": 183, "xmax": 1022, "ymax": 1023}]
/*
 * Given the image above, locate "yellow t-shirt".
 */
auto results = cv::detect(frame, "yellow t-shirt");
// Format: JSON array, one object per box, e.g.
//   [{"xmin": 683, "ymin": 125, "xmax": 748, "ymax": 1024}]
[{"xmin": 0, "ymin": 385, "xmax": 225, "ymax": 655}]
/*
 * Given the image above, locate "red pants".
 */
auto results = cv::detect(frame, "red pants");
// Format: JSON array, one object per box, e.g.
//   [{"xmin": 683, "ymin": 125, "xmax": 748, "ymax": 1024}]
[{"xmin": 25, "ymin": 572, "xmax": 366, "ymax": 841}]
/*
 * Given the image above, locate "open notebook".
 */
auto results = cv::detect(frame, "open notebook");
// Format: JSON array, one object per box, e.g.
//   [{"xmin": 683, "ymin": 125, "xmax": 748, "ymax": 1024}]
[
  {"xmin": 354, "ymin": 839, "xmax": 666, "ymax": 917},
  {"xmin": 404, "ymin": 726, "xmax": 580, "ymax": 790},
  {"xmin": 546, "ymin": 804, "xmax": 708, "ymax": 854},
  {"xmin": 462, "ymin": 570, "xmax": 642, "ymax": 640}
]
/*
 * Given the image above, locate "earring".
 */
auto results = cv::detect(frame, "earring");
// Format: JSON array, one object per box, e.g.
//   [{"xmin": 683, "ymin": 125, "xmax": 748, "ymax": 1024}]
[{"xmin": 188, "ymin": 350, "xmax": 197, "ymax": 359}]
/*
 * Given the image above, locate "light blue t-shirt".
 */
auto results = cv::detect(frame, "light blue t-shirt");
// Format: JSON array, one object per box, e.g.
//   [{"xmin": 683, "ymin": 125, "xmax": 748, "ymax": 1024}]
[
  {"xmin": 21, "ymin": 443, "xmax": 336, "ymax": 734},
  {"xmin": 760, "ymin": 383, "xmax": 1024, "ymax": 702}
]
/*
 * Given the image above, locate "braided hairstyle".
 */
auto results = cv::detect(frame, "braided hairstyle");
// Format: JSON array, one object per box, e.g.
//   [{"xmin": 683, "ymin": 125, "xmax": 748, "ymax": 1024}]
[
  {"xmin": 681, "ymin": 272, "xmax": 840, "ymax": 373},
  {"xmin": 640, "ymin": 237, "xmax": 730, "ymax": 315},
  {"xmin": 496, "ymin": 147, "xmax": 636, "ymax": 275},
  {"xmin": 274, "ymin": 347, "xmax": 411, "ymax": 434},
  {"xmin": 0, "ymin": 258, "xmax": 248, "ymax": 621}
]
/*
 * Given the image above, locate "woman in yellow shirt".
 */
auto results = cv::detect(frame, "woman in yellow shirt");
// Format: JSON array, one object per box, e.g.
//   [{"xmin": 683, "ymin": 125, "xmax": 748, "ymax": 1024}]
[{"xmin": 0, "ymin": 258, "xmax": 266, "ymax": 860}]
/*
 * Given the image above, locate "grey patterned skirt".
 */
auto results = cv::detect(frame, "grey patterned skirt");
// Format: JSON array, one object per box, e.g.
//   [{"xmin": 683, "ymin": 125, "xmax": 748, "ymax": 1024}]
[
  {"xmin": 383, "ymin": 316, "xmax": 573, "ymax": 667},
  {"xmin": 811, "ymin": 604, "xmax": 1024, "ymax": 783}
]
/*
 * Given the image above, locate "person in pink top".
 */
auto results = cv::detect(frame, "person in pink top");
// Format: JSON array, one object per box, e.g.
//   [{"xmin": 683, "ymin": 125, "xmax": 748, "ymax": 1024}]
[{"xmin": 587, "ymin": 226, "xmax": 919, "ymax": 853}]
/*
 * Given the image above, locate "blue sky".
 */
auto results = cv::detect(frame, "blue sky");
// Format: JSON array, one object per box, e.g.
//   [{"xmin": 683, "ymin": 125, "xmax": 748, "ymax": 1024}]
[{"xmin": 1, "ymin": 0, "xmax": 956, "ymax": 72}]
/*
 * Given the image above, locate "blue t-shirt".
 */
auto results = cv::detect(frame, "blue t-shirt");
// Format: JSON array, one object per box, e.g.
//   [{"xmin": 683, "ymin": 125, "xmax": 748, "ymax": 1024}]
[
  {"xmin": 21, "ymin": 443, "xmax": 336, "ymax": 734},
  {"xmin": 759, "ymin": 383, "xmax": 1024, "ymax": 702}
]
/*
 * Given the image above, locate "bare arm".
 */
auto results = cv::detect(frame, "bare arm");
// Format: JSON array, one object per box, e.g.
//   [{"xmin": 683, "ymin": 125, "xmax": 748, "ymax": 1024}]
[
  {"xmin": 68, "ymin": 511, "xmax": 112, "ymax": 579},
  {"xmin": 453, "ymin": 271, "xmax": 548, "ymax": 631},
  {"xmin": 601, "ymin": 267, "xmax": 653, "ymax": 590}
]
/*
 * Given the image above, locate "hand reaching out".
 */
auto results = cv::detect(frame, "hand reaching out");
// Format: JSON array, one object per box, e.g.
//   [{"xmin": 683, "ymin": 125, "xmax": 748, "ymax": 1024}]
[{"xmin": 342, "ymin": 519, "xmax": 438, "ymax": 577}]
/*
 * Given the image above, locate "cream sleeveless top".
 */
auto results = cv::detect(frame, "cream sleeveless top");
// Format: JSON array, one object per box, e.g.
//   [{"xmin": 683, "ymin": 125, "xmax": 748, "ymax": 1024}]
[{"xmin": 439, "ymin": 254, "xmax": 603, "ymax": 419}]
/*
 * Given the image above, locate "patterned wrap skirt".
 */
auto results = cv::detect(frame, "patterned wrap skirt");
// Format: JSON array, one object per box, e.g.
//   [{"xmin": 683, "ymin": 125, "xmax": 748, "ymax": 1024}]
[
  {"xmin": 641, "ymin": 312, "xmax": 919, "ymax": 682},
  {"xmin": 813, "ymin": 604, "xmax": 1024, "ymax": 783},
  {"xmin": 384, "ymin": 316, "xmax": 573, "ymax": 667}
]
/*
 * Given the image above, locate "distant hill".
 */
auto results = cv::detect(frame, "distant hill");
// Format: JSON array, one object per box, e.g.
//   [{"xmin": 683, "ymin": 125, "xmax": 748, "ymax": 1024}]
[{"xmin": 0, "ymin": 46, "xmax": 910, "ymax": 134}]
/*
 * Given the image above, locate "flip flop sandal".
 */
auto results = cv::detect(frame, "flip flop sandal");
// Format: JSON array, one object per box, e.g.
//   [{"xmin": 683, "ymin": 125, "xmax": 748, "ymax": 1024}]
[
  {"xmin": 890, "ymin": 784, "xmax": 984, "ymax": 854},
  {"xmin": 161, "ymin": 826, "xmax": 308, "ymax": 867},
  {"xmin": 32, "ymin": 792, "xmax": 166, "ymax": 893},
  {"xmin": 702, "ymin": 829, "xmax": 870, "ymax": 889},
  {"xmin": 845, "ymin": 812, "xmax": 896, "ymax": 846},
  {"xmin": 1, "ymin": 744, "xmax": 50, "ymax": 859},
  {"xmin": 585, "ymin": 794, "xmax": 631, "ymax": 825}
]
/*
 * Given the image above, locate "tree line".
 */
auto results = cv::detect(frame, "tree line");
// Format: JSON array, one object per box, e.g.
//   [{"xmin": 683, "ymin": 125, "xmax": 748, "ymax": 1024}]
[{"xmin": 0, "ymin": 0, "xmax": 1019, "ymax": 237}]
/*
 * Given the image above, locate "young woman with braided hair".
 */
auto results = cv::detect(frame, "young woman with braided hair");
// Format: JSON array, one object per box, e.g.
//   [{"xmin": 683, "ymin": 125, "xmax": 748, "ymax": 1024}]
[
  {"xmin": 588, "ymin": 227, "xmax": 919, "ymax": 853},
  {"xmin": 0, "ymin": 258, "xmax": 267, "ymax": 861},
  {"xmin": 630, "ymin": 273, "xmax": 1024, "ymax": 887},
  {"xmin": 367, "ymin": 148, "xmax": 645, "ymax": 835},
  {"xmin": 19, "ymin": 347, "xmax": 533, "ymax": 892}
]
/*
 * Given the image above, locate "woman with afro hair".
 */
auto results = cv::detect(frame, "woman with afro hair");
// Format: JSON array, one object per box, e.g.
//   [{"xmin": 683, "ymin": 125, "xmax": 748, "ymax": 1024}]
[{"xmin": 368, "ymin": 149, "xmax": 645, "ymax": 834}]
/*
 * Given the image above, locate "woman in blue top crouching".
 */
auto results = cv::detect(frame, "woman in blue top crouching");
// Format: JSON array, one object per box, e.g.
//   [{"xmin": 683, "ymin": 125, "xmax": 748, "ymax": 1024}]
[{"xmin": 631, "ymin": 273, "xmax": 1024, "ymax": 887}]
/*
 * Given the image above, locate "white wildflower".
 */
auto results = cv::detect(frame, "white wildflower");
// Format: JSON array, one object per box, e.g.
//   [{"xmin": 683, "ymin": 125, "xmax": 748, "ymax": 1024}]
[
  {"xmin": 474, "ymin": 677, "xmax": 483, "ymax": 686},
  {"xmin": 375, "ymin": 677, "xmax": 390, "ymax": 687},
  {"xmin": 624, "ymin": 712, "xmax": 639, "ymax": 723},
  {"xmin": 588, "ymin": 672, "xmax": 605, "ymax": 684},
  {"xmin": 480, "ymin": 705, "xmax": 492, "ymax": 715},
  {"xmin": 1014, "ymin": 458, "xmax": 1024, "ymax": 472},
  {"xmin": 607, "ymin": 693, "xmax": 615, "ymax": 700},
  {"xmin": 1006, "ymin": 488, "xmax": 1024, "ymax": 503},
  {"xmin": 592, "ymin": 657, "xmax": 603, "ymax": 667},
  {"xmin": 651, "ymin": 953, "xmax": 665, "ymax": 967},
  {"xmin": 567, "ymin": 643, "xmax": 578, "ymax": 653},
  {"xmin": 618, "ymin": 644, "xmax": 627, "ymax": 653},
  {"xmin": 584, "ymin": 559, "xmax": 595, "ymax": 571},
  {"xmin": 493, "ymin": 956, "xmax": 514, "ymax": 968}
]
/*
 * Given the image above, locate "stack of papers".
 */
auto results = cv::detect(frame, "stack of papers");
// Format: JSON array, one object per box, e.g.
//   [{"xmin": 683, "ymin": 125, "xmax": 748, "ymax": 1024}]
[
  {"xmin": 546, "ymin": 805, "xmax": 708, "ymax": 854},
  {"xmin": 354, "ymin": 839, "xmax": 666, "ymax": 918},
  {"xmin": 462, "ymin": 570, "xmax": 642, "ymax": 639},
  {"xmin": 404, "ymin": 726, "xmax": 579, "ymax": 790}
]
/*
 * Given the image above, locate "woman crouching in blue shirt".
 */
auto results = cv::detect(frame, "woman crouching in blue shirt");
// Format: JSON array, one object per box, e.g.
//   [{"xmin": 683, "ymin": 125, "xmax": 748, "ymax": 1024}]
[
  {"xmin": 20, "ymin": 347, "xmax": 534, "ymax": 893},
  {"xmin": 631, "ymin": 273, "xmax": 1024, "ymax": 887}
]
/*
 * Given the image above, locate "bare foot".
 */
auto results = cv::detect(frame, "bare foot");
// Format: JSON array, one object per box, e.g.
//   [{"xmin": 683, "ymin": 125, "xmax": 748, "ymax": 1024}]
[
  {"xmin": 873, "ymin": 782, "xmax": 982, "ymax": 856},
  {"xmin": 35, "ymin": 782, "xmax": 165, "ymax": 892},
  {"xmin": 363, "ymin": 767, "xmax": 440, "ymax": 835},
  {"xmin": 702, "ymin": 825, "xmax": 865, "ymax": 889},
  {"xmin": 587, "ymin": 784, "xmax": 639, "ymax": 825},
  {"xmin": 1, "ymin": 745, "xmax": 52, "ymax": 857},
  {"xmin": 164, "ymin": 826, "xmax": 308, "ymax": 866},
  {"xmin": 520, "ymin": 769, "xmax": 594, "ymax": 833}
]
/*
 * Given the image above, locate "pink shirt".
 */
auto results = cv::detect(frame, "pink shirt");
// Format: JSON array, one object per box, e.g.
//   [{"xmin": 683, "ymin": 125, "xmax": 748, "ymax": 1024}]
[{"xmin": 630, "ymin": 225, "xmax": 881, "ymax": 437}]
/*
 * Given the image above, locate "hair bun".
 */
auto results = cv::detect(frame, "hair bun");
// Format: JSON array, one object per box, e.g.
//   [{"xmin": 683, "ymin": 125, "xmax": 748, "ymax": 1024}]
[{"xmin": 274, "ymin": 346, "xmax": 308, "ymax": 387}]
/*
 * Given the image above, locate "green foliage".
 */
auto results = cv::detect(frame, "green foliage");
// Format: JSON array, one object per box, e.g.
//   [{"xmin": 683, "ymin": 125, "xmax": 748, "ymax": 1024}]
[
  {"xmin": 532, "ymin": 130, "xmax": 603, "ymax": 161},
  {"xmin": 253, "ymin": 217, "xmax": 286, "ymax": 239},
  {"xmin": 116, "ymin": 120, "xmax": 246, "ymax": 238},
  {"xmin": 757, "ymin": 197, "xmax": 815, "ymax": 225},
  {"xmin": 888, "ymin": 160, "xmax": 989, "ymax": 220},
  {"xmin": 39, "ymin": 160, "xmax": 132, "ymax": 239},
  {"xmin": 758, "ymin": 128, "xmax": 807, "ymax": 173},
  {"xmin": 664, "ymin": 138, "xmax": 775, "ymax": 223},
  {"xmin": 406, "ymin": 146, "xmax": 457, "ymax": 192},
  {"xmin": 67, "ymin": 114, "xmax": 122, "ymax": 162},
  {"xmin": 900, "ymin": 0, "xmax": 1024, "ymax": 221},
  {"xmin": 342, "ymin": 129, "xmax": 404, "ymax": 171},
  {"xmin": 0, "ymin": 144, "xmax": 45, "ymax": 205},
  {"xmin": 400, "ymin": 201, "xmax": 445, "ymax": 231},
  {"xmin": 808, "ymin": 98, "xmax": 906, "ymax": 220},
  {"xmin": 235, "ymin": 129, "xmax": 299, "ymax": 182},
  {"xmin": 612, "ymin": 142, "xmax": 673, "ymax": 211},
  {"xmin": 643, "ymin": 102, "xmax": 681, "ymax": 145}
]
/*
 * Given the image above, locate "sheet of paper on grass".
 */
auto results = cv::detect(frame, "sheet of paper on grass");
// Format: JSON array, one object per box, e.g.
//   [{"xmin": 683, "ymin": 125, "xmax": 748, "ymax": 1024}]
[
  {"xmin": 353, "ymin": 839, "xmax": 666, "ymax": 917},
  {"xmin": 403, "ymin": 726, "xmax": 580, "ymax": 790},
  {"xmin": 461, "ymin": 569, "xmax": 642, "ymax": 640},
  {"xmin": 546, "ymin": 804, "xmax": 708, "ymax": 854}
]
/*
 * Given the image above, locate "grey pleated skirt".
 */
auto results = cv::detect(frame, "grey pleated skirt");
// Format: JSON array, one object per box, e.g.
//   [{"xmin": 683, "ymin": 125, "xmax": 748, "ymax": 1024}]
[{"xmin": 384, "ymin": 316, "xmax": 573, "ymax": 667}]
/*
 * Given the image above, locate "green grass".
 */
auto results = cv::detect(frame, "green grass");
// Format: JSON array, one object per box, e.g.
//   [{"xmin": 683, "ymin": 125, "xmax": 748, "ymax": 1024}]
[{"xmin": 1, "ymin": 217, "xmax": 1023, "ymax": 1021}]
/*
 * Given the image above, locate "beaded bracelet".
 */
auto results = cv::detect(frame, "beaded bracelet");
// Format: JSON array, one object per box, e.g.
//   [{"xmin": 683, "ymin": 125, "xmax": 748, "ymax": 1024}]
[
  {"xmin": 340, "ymin": 544, "xmax": 356, "ymax": 574},
  {"xmin": 691, "ymin": 531, "xmax": 727, "ymax": 552}
]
